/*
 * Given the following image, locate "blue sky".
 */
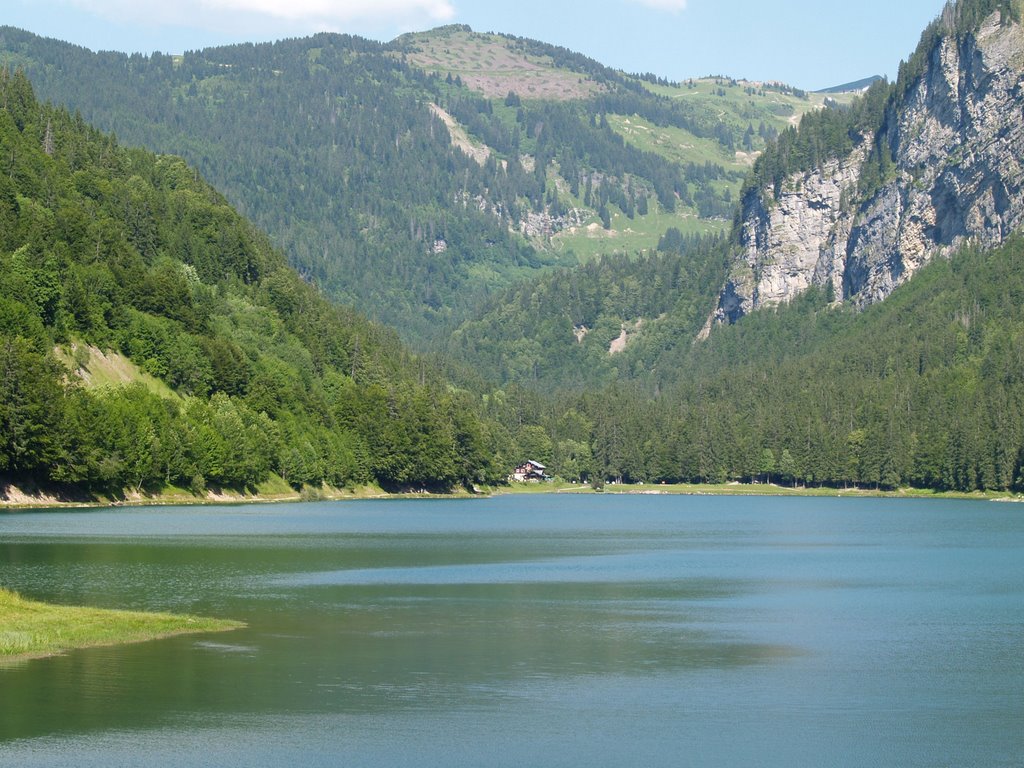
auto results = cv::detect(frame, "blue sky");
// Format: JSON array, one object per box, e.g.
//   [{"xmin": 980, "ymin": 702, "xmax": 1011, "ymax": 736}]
[{"xmin": 6, "ymin": 0, "xmax": 946, "ymax": 90}]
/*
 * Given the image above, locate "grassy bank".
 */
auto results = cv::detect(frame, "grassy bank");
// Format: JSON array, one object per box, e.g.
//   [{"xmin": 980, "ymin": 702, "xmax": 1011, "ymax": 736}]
[
  {"xmin": 2, "ymin": 477, "xmax": 1019, "ymax": 510},
  {"xmin": 0, "ymin": 589, "xmax": 245, "ymax": 663},
  {"xmin": 496, "ymin": 479, "xmax": 1021, "ymax": 501},
  {"xmin": 0, "ymin": 476, "xmax": 486, "ymax": 510}
]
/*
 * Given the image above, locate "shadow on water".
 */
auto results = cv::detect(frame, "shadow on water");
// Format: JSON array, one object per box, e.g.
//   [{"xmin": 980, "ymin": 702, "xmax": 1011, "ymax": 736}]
[
  {"xmin": 0, "ymin": 568, "xmax": 797, "ymax": 742},
  {"xmin": 0, "ymin": 521, "xmax": 803, "ymax": 744}
]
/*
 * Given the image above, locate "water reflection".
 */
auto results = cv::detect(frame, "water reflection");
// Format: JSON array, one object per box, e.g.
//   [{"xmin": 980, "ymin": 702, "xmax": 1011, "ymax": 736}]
[{"xmin": 1, "ymin": 495, "xmax": 1023, "ymax": 768}]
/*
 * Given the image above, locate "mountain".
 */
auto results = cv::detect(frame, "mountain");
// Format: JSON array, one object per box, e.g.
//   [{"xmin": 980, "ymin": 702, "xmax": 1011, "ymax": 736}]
[
  {"xmin": 0, "ymin": 25, "xmax": 839, "ymax": 346},
  {"xmin": 443, "ymin": 0, "xmax": 1024, "ymax": 493},
  {"xmin": 550, "ymin": 232, "xmax": 1024, "ymax": 490},
  {"xmin": 0, "ymin": 69, "xmax": 506, "ymax": 497},
  {"xmin": 708, "ymin": 0, "xmax": 1023, "ymax": 328},
  {"xmin": 816, "ymin": 75, "xmax": 884, "ymax": 94},
  {"xmin": 363, "ymin": 2, "xmax": 1024, "ymax": 397}
]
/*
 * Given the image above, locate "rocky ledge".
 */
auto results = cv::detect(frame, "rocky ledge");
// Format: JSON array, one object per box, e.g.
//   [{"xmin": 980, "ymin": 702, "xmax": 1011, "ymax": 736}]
[{"xmin": 708, "ymin": 9, "xmax": 1024, "ymax": 330}]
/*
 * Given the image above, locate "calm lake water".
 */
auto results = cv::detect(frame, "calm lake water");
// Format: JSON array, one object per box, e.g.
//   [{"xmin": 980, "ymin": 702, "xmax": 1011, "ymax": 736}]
[{"xmin": 1, "ymin": 494, "xmax": 1022, "ymax": 767}]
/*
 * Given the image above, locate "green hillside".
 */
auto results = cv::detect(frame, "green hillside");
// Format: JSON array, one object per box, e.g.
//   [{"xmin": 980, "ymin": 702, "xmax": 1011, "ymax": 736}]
[
  {"xmin": 0, "ymin": 69, "xmax": 506, "ymax": 497},
  {"xmin": 2, "ymin": 0, "xmax": 1022, "ymax": 498},
  {"xmin": 446, "ymin": 230, "xmax": 729, "ymax": 389},
  {"xmin": 0, "ymin": 28, "xmax": 553, "ymax": 343}
]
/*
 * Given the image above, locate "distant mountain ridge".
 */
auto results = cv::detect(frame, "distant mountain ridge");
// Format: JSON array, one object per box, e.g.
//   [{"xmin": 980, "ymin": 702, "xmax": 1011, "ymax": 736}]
[
  {"xmin": 816, "ymin": 75, "xmax": 884, "ymax": 94},
  {"xmin": 0, "ymin": 24, "xmax": 835, "ymax": 347},
  {"xmin": 396, "ymin": 25, "xmax": 620, "ymax": 100}
]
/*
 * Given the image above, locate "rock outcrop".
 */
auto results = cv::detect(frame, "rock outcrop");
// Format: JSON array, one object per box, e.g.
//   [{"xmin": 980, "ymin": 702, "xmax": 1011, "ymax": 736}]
[{"xmin": 708, "ymin": 9, "xmax": 1024, "ymax": 329}]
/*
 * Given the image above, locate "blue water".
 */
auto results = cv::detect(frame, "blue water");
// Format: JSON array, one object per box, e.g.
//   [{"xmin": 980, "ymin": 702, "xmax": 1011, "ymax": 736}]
[{"xmin": 1, "ymin": 494, "xmax": 1022, "ymax": 767}]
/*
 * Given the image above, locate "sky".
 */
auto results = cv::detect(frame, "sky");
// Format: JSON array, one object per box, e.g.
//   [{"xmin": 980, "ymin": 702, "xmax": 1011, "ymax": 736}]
[{"xmin": 5, "ymin": 0, "xmax": 948, "ymax": 91}]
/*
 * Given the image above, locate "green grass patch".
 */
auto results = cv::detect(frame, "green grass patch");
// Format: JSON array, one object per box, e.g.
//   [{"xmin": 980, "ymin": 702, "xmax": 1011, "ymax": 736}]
[
  {"xmin": 550, "ymin": 202, "xmax": 727, "ymax": 261},
  {"xmin": 54, "ymin": 342, "xmax": 179, "ymax": 399},
  {"xmin": 0, "ymin": 588, "xmax": 244, "ymax": 662},
  {"xmin": 254, "ymin": 473, "xmax": 298, "ymax": 497},
  {"xmin": 607, "ymin": 113, "xmax": 738, "ymax": 168}
]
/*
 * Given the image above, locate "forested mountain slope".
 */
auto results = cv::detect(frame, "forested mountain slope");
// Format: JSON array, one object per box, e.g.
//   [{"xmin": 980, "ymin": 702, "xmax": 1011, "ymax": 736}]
[
  {"xmin": 3, "ymin": 0, "xmax": 1022, "ymax": 497},
  {"xmin": 444, "ymin": 230, "xmax": 730, "ymax": 388},
  {"xmin": 0, "ymin": 25, "xmax": 834, "ymax": 345},
  {"xmin": 455, "ymin": 0, "xmax": 1024, "ymax": 395},
  {"xmin": 0, "ymin": 70, "xmax": 505, "ymax": 497},
  {"xmin": 528, "ymin": 234, "xmax": 1024, "ymax": 491},
  {"xmin": 0, "ymin": 30, "xmax": 544, "ymax": 343}
]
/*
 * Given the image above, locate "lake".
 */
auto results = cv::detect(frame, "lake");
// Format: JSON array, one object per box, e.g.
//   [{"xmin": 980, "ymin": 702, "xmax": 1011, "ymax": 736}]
[{"xmin": 1, "ymin": 494, "xmax": 1022, "ymax": 767}]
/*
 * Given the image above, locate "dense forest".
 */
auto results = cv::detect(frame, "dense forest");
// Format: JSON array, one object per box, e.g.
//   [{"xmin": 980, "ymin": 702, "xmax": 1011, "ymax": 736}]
[
  {"xmin": 446, "ymin": 230, "xmax": 730, "ymax": 388},
  {"xmin": 0, "ymin": 30, "xmax": 551, "ymax": 342},
  {"xmin": 438, "ymin": 226, "xmax": 1024, "ymax": 493},
  {"xmin": 0, "ymin": 69, "xmax": 517, "ymax": 496}
]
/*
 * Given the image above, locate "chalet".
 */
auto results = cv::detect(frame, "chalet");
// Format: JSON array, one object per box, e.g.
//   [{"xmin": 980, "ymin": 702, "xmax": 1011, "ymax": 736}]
[{"xmin": 511, "ymin": 460, "xmax": 550, "ymax": 482}]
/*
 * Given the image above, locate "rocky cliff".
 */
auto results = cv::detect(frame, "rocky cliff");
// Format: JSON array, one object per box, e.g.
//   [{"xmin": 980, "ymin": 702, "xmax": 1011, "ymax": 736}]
[{"xmin": 708, "ymin": 7, "xmax": 1024, "ymax": 329}]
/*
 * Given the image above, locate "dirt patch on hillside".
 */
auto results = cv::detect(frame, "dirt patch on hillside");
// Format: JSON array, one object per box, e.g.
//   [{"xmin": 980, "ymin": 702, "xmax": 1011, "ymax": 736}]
[
  {"xmin": 430, "ymin": 104, "xmax": 490, "ymax": 164},
  {"xmin": 0, "ymin": 480, "xmax": 91, "ymax": 507},
  {"xmin": 404, "ymin": 29, "xmax": 604, "ymax": 101},
  {"xmin": 608, "ymin": 319, "xmax": 645, "ymax": 355}
]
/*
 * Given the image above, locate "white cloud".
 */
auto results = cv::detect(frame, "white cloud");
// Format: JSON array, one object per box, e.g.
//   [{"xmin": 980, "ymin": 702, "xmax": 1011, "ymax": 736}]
[
  {"xmin": 627, "ymin": 0, "xmax": 686, "ymax": 12},
  {"xmin": 67, "ymin": 0, "xmax": 456, "ymax": 32},
  {"xmin": 202, "ymin": 0, "xmax": 456, "ymax": 24}
]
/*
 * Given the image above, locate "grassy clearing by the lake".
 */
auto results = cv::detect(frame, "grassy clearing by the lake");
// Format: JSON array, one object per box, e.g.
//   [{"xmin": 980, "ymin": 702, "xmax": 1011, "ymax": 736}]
[
  {"xmin": 3, "ymin": 478, "xmax": 1015, "ymax": 511},
  {"xmin": 496, "ymin": 480, "xmax": 1020, "ymax": 501},
  {"xmin": 601, "ymin": 483, "xmax": 1016, "ymax": 500},
  {"xmin": 0, "ymin": 588, "xmax": 244, "ymax": 663}
]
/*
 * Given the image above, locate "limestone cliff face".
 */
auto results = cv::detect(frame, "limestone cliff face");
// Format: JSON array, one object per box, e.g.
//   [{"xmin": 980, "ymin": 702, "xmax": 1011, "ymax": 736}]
[{"xmin": 709, "ymin": 11, "xmax": 1024, "ymax": 328}]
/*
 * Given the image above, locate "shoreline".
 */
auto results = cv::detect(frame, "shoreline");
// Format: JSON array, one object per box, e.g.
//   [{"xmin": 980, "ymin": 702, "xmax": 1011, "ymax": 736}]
[
  {"xmin": 2, "ymin": 478, "xmax": 1021, "ymax": 510},
  {"xmin": 554, "ymin": 482, "xmax": 1023, "ymax": 502},
  {"xmin": 0, "ymin": 480, "xmax": 482, "ymax": 511},
  {"xmin": 0, "ymin": 589, "xmax": 245, "ymax": 665}
]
